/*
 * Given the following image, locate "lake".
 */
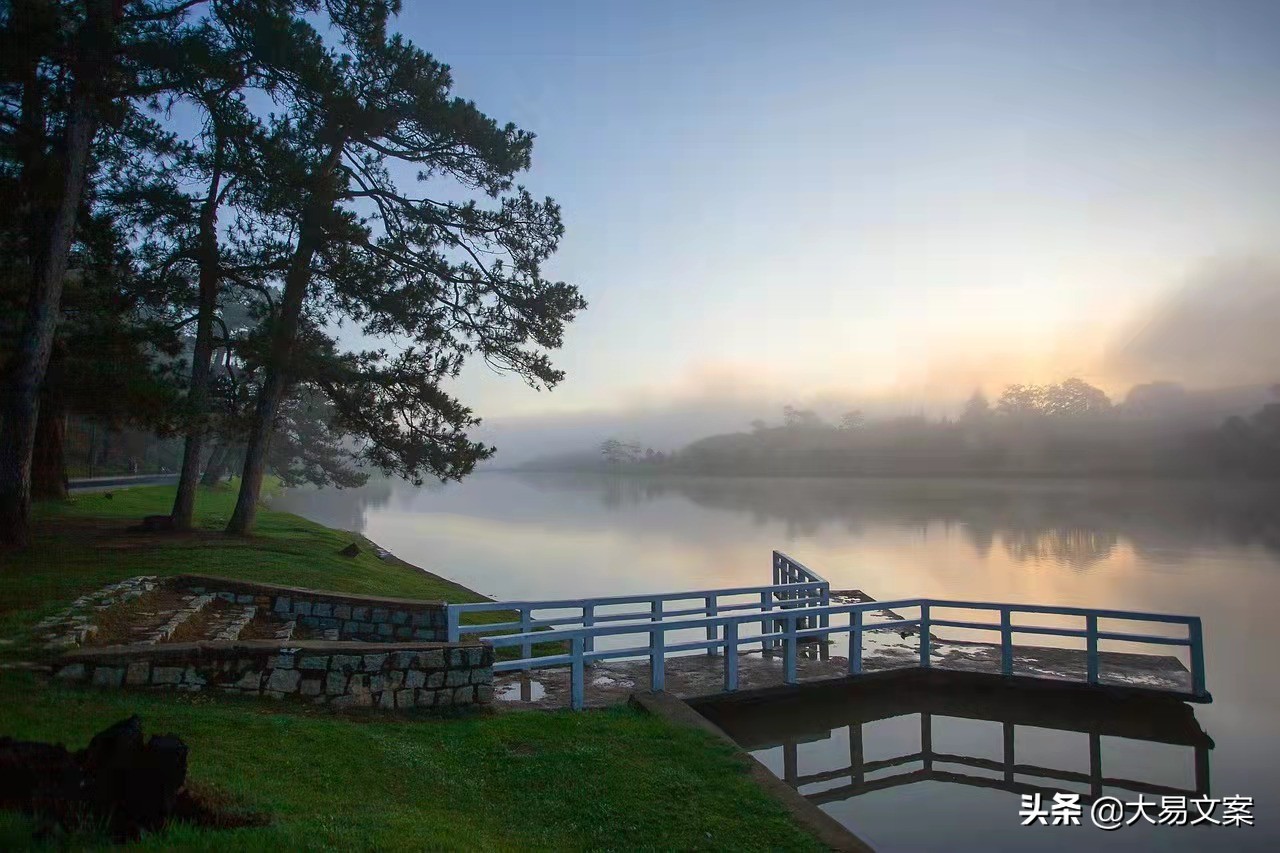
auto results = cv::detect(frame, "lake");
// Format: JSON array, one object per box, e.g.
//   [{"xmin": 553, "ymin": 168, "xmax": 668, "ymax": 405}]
[{"xmin": 273, "ymin": 472, "xmax": 1279, "ymax": 850}]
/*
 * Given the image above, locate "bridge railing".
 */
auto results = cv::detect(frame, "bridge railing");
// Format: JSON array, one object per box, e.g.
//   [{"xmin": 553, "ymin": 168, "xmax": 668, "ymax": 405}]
[
  {"xmin": 446, "ymin": 552, "xmax": 830, "ymax": 661},
  {"xmin": 482, "ymin": 597, "xmax": 1207, "ymax": 710}
]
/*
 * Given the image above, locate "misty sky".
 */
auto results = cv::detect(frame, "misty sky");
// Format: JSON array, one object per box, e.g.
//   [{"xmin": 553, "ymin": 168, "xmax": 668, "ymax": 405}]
[{"xmin": 395, "ymin": 0, "xmax": 1280, "ymax": 423}]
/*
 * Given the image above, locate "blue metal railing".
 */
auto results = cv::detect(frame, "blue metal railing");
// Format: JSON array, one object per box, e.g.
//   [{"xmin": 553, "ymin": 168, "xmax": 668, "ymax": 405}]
[
  {"xmin": 447, "ymin": 551, "xmax": 831, "ymax": 660},
  {"xmin": 482, "ymin": 596, "xmax": 1207, "ymax": 710}
]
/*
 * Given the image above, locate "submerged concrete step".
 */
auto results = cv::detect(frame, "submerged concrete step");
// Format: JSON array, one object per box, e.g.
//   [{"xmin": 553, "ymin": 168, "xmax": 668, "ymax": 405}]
[
  {"xmin": 211, "ymin": 605, "xmax": 258, "ymax": 642},
  {"xmin": 141, "ymin": 594, "xmax": 213, "ymax": 644}
]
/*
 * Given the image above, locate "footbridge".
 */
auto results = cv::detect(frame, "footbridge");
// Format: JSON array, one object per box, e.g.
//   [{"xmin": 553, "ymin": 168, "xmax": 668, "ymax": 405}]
[{"xmin": 447, "ymin": 552, "xmax": 1209, "ymax": 711}]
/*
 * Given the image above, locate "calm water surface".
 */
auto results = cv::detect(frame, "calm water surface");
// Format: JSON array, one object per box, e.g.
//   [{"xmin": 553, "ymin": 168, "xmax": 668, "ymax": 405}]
[{"xmin": 274, "ymin": 473, "xmax": 1280, "ymax": 850}]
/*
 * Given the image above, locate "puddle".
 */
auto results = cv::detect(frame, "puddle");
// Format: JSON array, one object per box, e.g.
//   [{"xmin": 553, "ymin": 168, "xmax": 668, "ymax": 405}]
[{"xmin": 496, "ymin": 677, "xmax": 547, "ymax": 702}]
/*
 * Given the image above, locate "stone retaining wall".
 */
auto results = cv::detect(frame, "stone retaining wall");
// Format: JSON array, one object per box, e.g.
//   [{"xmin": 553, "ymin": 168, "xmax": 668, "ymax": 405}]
[
  {"xmin": 173, "ymin": 575, "xmax": 450, "ymax": 643},
  {"xmin": 53, "ymin": 640, "xmax": 493, "ymax": 709}
]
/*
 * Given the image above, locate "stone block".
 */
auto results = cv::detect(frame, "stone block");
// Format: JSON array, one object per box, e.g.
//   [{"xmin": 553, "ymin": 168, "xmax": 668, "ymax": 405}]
[
  {"xmin": 332, "ymin": 692, "xmax": 371, "ymax": 709},
  {"xmin": 395, "ymin": 689, "xmax": 415, "ymax": 709},
  {"xmin": 153, "ymin": 666, "xmax": 183, "ymax": 685},
  {"xmin": 475, "ymin": 684, "xmax": 494, "ymax": 704},
  {"xmin": 393, "ymin": 652, "xmax": 417, "ymax": 669},
  {"xmin": 334, "ymin": 605, "xmax": 352, "ymax": 620},
  {"xmin": 395, "ymin": 626, "xmax": 412, "ymax": 639},
  {"xmin": 377, "ymin": 623, "xmax": 394, "ymax": 637},
  {"xmin": 352, "ymin": 607, "xmax": 369, "ymax": 622},
  {"xmin": 426, "ymin": 672, "xmax": 445, "ymax": 689},
  {"xmin": 331, "ymin": 654, "xmax": 361, "ymax": 672},
  {"xmin": 300, "ymin": 679, "xmax": 322, "ymax": 696},
  {"xmin": 464, "ymin": 648, "xmax": 483, "ymax": 667},
  {"xmin": 392, "ymin": 610, "xmax": 408, "ymax": 625},
  {"xmin": 293, "ymin": 601, "xmax": 313, "ymax": 617},
  {"xmin": 218, "ymin": 592, "xmax": 236, "ymax": 602},
  {"xmin": 91, "ymin": 667, "xmax": 124, "ymax": 687},
  {"xmin": 183, "ymin": 667, "xmax": 207, "ymax": 687},
  {"xmin": 268, "ymin": 669, "xmax": 301, "ymax": 693},
  {"xmin": 274, "ymin": 596, "xmax": 291, "ymax": 614},
  {"xmin": 237, "ymin": 594, "xmax": 255, "ymax": 604},
  {"xmin": 420, "ymin": 649, "xmax": 445, "ymax": 669},
  {"xmin": 371, "ymin": 608, "xmax": 390, "ymax": 623},
  {"xmin": 268, "ymin": 654, "xmax": 295, "ymax": 670},
  {"xmin": 348, "ymin": 674, "xmax": 370, "ymax": 695},
  {"xmin": 453, "ymin": 686, "xmax": 473, "ymax": 704},
  {"xmin": 413, "ymin": 629, "xmax": 433, "ymax": 640},
  {"xmin": 325, "ymin": 672, "xmax": 348, "ymax": 695},
  {"xmin": 55, "ymin": 663, "xmax": 85, "ymax": 681},
  {"xmin": 377, "ymin": 691, "xmax": 394, "ymax": 709},
  {"xmin": 313, "ymin": 603, "xmax": 332, "ymax": 618},
  {"xmin": 404, "ymin": 670, "xmax": 426, "ymax": 689},
  {"xmin": 444, "ymin": 670, "xmax": 468, "ymax": 688},
  {"xmin": 449, "ymin": 649, "xmax": 466, "ymax": 667},
  {"xmin": 470, "ymin": 669, "xmax": 493, "ymax": 685},
  {"xmin": 362, "ymin": 653, "xmax": 388, "ymax": 672},
  {"xmin": 411, "ymin": 613, "xmax": 430, "ymax": 628},
  {"xmin": 235, "ymin": 671, "xmax": 263, "ymax": 690},
  {"xmin": 299, "ymin": 656, "xmax": 330, "ymax": 671},
  {"xmin": 435, "ymin": 689, "xmax": 453, "ymax": 707}
]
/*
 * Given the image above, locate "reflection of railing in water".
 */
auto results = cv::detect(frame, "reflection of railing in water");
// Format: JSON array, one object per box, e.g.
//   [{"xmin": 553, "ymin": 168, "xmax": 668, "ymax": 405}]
[
  {"xmin": 701, "ymin": 678, "xmax": 1213, "ymax": 810},
  {"xmin": 794, "ymin": 714, "xmax": 1211, "ymax": 806}
]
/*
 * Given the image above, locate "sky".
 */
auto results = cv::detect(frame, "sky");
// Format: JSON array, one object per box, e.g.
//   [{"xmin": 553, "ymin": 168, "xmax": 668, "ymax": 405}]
[{"xmin": 383, "ymin": 0, "xmax": 1280, "ymax": 440}]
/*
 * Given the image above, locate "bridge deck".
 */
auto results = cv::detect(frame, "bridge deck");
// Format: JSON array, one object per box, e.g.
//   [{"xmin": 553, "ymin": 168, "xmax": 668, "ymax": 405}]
[{"xmin": 493, "ymin": 637, "xmax": 1192, "ymax": 709}]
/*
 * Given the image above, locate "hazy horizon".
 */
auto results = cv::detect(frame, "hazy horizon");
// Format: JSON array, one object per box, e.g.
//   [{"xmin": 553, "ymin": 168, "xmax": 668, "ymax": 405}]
[{"xmin": 382, "ymin": 1, "xmax": 1280, "ymax": 461}]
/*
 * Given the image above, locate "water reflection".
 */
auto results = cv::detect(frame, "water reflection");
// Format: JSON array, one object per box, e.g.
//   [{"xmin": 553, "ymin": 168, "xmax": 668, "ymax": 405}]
[{"xmin": 700, "ymin": 677, "xmax": 1215, "ymax": 850}]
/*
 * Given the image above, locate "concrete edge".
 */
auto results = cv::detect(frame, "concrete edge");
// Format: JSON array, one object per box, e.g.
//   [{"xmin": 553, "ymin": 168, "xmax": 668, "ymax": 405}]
[
  {"xmin": 629, "ymin": 691, "xmax": 875, "ymax": 853},
  {"xmin": 62, "ymin": 638, "xmax": 485, "ymax": 662},
  {"xmin": 169, "ymin": 574, "xmax": 447, "ymax": 608},
  {"xmin": 684, "ymin": 665, "xmax": 1211, "ymax": 708}
]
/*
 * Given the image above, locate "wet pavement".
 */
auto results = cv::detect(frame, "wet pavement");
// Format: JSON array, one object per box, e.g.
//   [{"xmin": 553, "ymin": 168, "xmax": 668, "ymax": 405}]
[{"xmin": 493, "ymin": 629, "xmax": 1193, "ymax": 710}]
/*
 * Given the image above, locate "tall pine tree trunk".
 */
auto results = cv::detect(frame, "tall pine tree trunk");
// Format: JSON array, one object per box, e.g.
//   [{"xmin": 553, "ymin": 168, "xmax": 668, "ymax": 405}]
[
  {"xmin": 31, "ymin": 387, "xmax": 67, "ymax": 501},
  {"xmin": 171, "ymin": 139, "xmax": 225, "ymax": 530},
  {"xmin": 0, "ymin": 0, "xmax": 114, "ymax": 547},
  {"xmin": 226, "ymin": 143, "xmax": 342, "ymax": 535},
  {"xmin": 200, "ymin": 441, "xmax": 229, "ymax": 486}
]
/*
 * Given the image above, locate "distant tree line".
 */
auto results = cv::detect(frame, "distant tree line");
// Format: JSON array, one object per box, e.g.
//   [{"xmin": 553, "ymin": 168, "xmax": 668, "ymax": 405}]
[
  {"xmin": 0, "ymin": 1, "xmax": 585, "ymax": 547},
  {"xmin": 529, "ymin": 378, "xmax": 1280, "ymax": 479}
]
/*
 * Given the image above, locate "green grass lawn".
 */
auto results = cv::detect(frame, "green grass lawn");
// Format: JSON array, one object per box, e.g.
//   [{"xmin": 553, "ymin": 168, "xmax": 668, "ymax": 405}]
[{"xmin": 0, "ymin": 485, "xmax": 821, "ymax": 851}]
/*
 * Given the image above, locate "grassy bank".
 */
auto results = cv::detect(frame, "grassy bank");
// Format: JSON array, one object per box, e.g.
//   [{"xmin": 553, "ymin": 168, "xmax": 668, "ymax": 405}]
[{"xmin": 0, "ymin": 485, "xmax": 821, "ymax": 851}]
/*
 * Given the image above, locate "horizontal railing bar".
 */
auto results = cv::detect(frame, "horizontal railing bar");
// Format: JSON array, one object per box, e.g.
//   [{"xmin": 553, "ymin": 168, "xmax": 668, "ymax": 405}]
[
  {"xmin": 493, "ymin": 654, "xmax": 574, "ymax": 671},
  {"xmin": 922, "ymin": 620, "xmax": 1192, "ymax": 647},
  {"xmin": 481, "ymin": 615, "xmax": 924, "ymax": 647},
  {"xmin": 457, "ymin": 598, "xmax": 827, "ymax": 635},
  {"xmin": 922, "ymin": 599, "xmax": 1197, "ymax": 624},
  {"xmin": 449, "ymin": 581, "xmax": 828, "ymax": 613}
]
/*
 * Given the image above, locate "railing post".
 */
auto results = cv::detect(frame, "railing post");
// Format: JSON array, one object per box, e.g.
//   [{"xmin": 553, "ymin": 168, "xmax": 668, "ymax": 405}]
[
  {"xmin": 651, "ymin": 623, "xmax": 665, "ymax": 692},
  {"xmin": 705, "ymin": 595, "xmax": 717, "ymax": 656},
  {"xmin": 583, "ymin": 603, "xmax": 595, "ymax": 654},
  {"xmin": 818, "ymin": 584, "xmax": 830, "ymax": 660},
  {"xmin": 446, "ymin": 607, "xmax": 460, "ymax": 643},
  {"xmin": 772, "ymin": 552, "xmax": 781, "ymax": 588},
  {"xmin": 520, "ymin": 607, "xmax": 532, "ymax": 666},
  {"xmin": 1000, "ymin": 607, "xmax": 1013, "ymax": 676},
  {"xmin": 1188, "ymin": 617, "xmax": 1206, "ymax": 698},
  {"xmin": 760, "ymin": 590, "xmax": 773, "ymax": 652},
  {"xmin": 724, "ymin": 621, "xmax": 739, "ymax": 691},
  {"xmin": 849, "ymin": 609, "xmax": 862, "ymax": 675},
  {"xmin": 570, "ymin": 636, "xmax": 585, "ymax": 711},
  {"xmin": 1086, "ymin": 614, "xmax": 1099, "ymax": 685},
  {"xmin": 918, "ymin": 604, "xmax": 931, "ymax": 668},
  {"xmin": 784, "ymin": 613, "xmax": 798, "ymax": 684}
]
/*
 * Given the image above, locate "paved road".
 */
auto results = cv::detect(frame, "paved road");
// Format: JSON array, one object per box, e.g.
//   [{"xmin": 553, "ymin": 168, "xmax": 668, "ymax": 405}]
[{"xmin": 68, "ymin": 474, "xmax": 179, "ymax": 493}]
